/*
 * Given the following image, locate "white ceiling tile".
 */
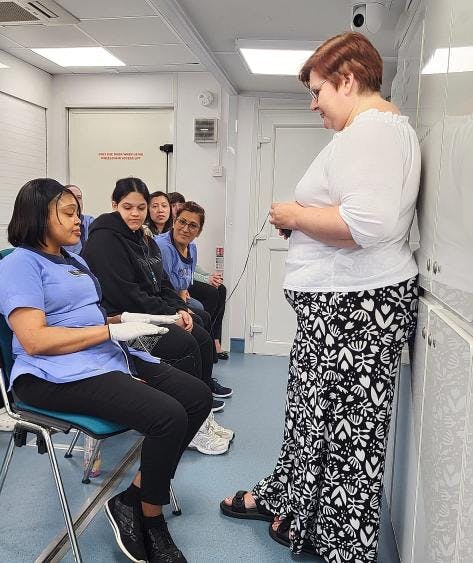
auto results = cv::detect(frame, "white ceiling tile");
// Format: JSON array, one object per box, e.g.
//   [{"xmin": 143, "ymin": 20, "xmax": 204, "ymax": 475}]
[
  {"xmin": 107, "ymin": 45, "xmax": 198, "ymax": 66},
  {"xmin": 56, "ymin": 0, "xmax": 156, "ymax": 19},
  {"xmin": 78, "ymin": 17, "xmax": 181, "ymax": 46},
  {"xmin": 0, "ymin": 25, "xmax": 96, "ymax": 48},
  {"xmin": 177, "ymin": 0, "xmax": 350, "ymax": 53}
]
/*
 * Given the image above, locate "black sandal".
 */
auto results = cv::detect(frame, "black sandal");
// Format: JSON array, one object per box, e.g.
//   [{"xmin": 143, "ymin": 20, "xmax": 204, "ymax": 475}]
[
  {"xmin": 268, "ymin": 517, "xmax": 317, "ymax": 556},
  {"xmin": 220, "ymin": 490, "xmax": 274, "ymax": 522}
]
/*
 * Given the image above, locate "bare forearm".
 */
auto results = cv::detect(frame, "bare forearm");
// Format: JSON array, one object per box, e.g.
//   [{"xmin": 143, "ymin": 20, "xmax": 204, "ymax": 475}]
[
  {"xmin": 294, "ymin": 206, "xmax": 354, "ymax": 244},
  {"xmin": 19, "ymin": 325, "xmax": 109, "ymax": 356}
]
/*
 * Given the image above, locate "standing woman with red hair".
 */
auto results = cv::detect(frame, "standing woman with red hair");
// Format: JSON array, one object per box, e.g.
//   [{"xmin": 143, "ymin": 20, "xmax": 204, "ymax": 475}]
[{"xmin": 221, "ymin": 32, "xmax": 420, "ymax": 563}]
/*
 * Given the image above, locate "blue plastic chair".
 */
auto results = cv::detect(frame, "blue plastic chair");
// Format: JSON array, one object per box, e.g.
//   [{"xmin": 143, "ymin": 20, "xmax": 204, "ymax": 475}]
[{"xmin": 0, "ymin": 248, "xmax": 181, "ymax": 562}]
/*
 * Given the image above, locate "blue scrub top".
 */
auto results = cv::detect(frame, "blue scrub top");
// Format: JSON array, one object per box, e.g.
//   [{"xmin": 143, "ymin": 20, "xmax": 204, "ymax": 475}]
[
  {"xmin": 154, "ymin": 231, "xmax": 197, "ymax": 291},
  {"xmin": 0, "ymin": 247, "xmax": 157, "ymax": 390}
]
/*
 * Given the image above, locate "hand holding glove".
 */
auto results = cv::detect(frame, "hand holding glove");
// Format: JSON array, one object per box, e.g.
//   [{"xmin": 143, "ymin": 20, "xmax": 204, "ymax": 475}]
[
  {"xmin": 120, "ymin": 312, "xmax": 181, "ymax": 325},
  {"xmin": 109, "ymin": 322, "xmax": 169, "ymax": 342}
]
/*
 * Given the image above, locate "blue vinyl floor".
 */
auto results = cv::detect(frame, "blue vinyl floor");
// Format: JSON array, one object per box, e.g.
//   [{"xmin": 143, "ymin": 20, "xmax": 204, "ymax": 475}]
[{"xmin": 0, "ymin": 353, "xmax": 400, "ymax": 562}]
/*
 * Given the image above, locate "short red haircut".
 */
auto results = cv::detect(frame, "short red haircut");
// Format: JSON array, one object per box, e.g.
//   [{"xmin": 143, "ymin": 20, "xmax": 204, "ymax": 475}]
[{"xmin": 299, "ymin": 32, "xmax": 383, "ymax": 94}]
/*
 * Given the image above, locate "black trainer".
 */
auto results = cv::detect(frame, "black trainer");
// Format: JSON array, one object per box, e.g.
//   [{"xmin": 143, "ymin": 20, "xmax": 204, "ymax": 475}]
[
  {"xmin": 105, "ymin": 490, "xmax": 147, "ymax": 563},
  {"xmin": 210, "ymin": 378, "xmax": 233, "ymax": 398},
  {"xmin": 212, "ymin": 398, "xmax": 225, "ymax": 412},
  {"xmin": 144, "ymin": 516, "xmax": 187, "ymax": 562}
]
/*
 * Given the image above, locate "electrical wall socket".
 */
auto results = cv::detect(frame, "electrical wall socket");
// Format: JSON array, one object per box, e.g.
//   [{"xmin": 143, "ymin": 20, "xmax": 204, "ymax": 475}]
[{"xmin": 212, "ymin": 165, "xmax": 224, "ymax": 177}]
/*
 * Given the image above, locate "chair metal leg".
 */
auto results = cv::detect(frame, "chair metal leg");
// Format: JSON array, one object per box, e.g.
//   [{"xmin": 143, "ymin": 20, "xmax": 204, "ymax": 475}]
[
  {"xmin": 82, "ymin": 438, "xmax": 101, "ymax": 484},
  {"xmin": 43, "ymin": 428, "xmax": 83, "ymax": 563},
  {"xmin": 0, "ymin": 432, "xmax": 15, "ymax": 495},
  {"xmin": 64, "ymin": 429, "xmax": 81, "ymax": 458},
  {"xmin": 170, "ymin": 483, "xmax": 181, "ymax": 516}
]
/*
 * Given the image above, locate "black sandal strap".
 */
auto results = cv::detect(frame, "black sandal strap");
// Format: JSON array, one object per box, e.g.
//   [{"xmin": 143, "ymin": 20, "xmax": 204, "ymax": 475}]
[
  {"xmin": 231, "ymin": 490, "xmax": 248, "ymax": 514},
  {"xmin": 277, "ymin": 515, "xmax": 293, "ymax": 537}
]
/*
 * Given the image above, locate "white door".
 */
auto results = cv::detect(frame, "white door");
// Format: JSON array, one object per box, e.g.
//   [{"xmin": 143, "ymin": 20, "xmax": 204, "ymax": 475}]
[
  {"xmin": 249, "ymin": 109, "xmax": 333, "ymax": 355},
  {"xmin": 68, "ymin": 108, "xmax": 173, "ymax": 218}
]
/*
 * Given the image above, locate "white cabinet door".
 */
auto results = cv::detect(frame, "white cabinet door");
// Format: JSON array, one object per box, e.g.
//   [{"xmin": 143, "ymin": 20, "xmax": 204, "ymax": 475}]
[
  {"xmin": 249, "ymin": 109, "xmax": 332, "ymax": 355},
  {"xmin": 390, "ymin": 297, "xmax": 429, "ymax": 563},
  {"xmin": 457, "ymin": 367, "xmax": 473, "ymax": 563},
  {"xmin": 428, "ymin": 0, "xmax": 473, "ymax": 323},
  {"xmin": 412, "ymin": 309, "xmax": 473, "ymax": 563},
  {"xmin": 414, "ymin": 0, "xmax": 453, "ymax": 292}
]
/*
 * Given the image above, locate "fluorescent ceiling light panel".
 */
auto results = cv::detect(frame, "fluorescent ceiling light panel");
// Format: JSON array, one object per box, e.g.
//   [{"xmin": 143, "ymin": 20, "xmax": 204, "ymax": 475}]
[
  {"xmin": 0, "ymin": 62, "xmax": 9, "ymax": 69},
  {"xmin": 237, "ymin": 39, "xmax": 318, "ymax": 76},
  {"xmin": 422, "ymin": 46, "xmax": 473, "ymax": 74},
  {"xmin": 31, "ymin": 47, "xmax": 125, "ymax": 67}
]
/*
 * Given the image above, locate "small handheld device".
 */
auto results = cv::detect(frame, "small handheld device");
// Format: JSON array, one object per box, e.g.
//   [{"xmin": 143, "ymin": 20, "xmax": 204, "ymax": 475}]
[{"xmin": 281, "ymin": 229, "xmax": 292, "ymax": 238}]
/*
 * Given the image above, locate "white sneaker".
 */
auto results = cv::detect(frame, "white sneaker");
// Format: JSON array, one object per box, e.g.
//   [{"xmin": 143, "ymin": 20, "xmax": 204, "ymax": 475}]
[
  {"xmin": 208, "ymin": 412, "xmax": 234, "ymax": 442},
  {"xmin": 0, "ymin": 408, "xmax": 15, "ymax": 432},
  {"xmin": 188, "ymin": 416, "xmax": 229, "ymax": 455}
]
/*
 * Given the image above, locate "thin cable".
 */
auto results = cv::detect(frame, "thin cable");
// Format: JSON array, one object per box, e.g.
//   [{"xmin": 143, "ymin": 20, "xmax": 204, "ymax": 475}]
[
  {"xmin": 204, "ymin": 213, "xmax": 270, "ymax": 331},
  {"xmin": 224, "ymin": 213, "xmax": 269, "ymax": 305}
]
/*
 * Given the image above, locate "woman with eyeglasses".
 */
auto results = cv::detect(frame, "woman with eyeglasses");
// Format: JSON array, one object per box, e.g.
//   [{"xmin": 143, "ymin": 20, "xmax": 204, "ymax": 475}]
[
  {"xmin": 221, "ymin": 32, "xmax": 420, "ymax": 563},
  {"xmin": 154, "ymin": 203, "xmax": 232, "ymax": 377},
  {"xmin": 153, "ymin": 194, "xmax": 230, "ymax": 361}
]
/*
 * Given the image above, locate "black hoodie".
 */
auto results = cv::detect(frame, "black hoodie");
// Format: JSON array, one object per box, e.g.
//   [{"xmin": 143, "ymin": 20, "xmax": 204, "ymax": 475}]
[{"xmin": 82, "ymin": 212, "xmax": 186, "ymax": 316}]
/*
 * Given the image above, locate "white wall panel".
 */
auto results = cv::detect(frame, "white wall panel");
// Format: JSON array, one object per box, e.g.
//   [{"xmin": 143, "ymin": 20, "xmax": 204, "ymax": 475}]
[{"xmin": 0, "ymin": 93, "xmax": 46, "ymax": 248}]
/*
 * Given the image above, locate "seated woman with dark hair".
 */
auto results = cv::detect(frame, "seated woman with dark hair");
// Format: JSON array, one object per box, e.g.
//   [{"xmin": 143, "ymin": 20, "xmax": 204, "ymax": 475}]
[
  {"xmin": 155, "ymin": 194, "xmax": 229, "ymax": 359},
  {"xmin": 147, "ymin": 191, "xmax": 173, "ymax": 235},
  {"xmin": 81, "ymin": 177, "xmax": 234, "ymax": 452},
  {"xmin": 0, "ymin": 178, "xmax": 213, "ymax": 563},
  {"xmin": 167, "ymin": 191, "xmax": 185, "ymax": 219}
]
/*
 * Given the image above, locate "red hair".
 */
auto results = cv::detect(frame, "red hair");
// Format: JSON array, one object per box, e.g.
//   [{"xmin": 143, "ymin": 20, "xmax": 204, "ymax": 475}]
[{"xmin": 299, "ymin": 32, "xmax": 383, "ymax": 94}]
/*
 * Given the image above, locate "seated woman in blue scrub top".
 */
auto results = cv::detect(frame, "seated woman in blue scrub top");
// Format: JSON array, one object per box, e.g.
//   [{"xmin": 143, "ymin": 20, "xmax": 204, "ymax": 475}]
[
  {"xmin": 154, "ymin": 201, "xmax": 212, "ymax": 324},
  {"xmin": 0, "ymin": 178, "xmax": 212, "ymax": 563}
]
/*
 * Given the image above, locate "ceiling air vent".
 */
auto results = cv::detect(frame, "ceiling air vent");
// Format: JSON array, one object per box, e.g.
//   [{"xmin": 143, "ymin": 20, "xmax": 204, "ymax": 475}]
[
  {"xmin": 194, "ymin": 118, "xmax": 218, "ymax": 143},
  {"xmin": 0, "ymin": 0, "xmax": 78, "ymax": 25}
]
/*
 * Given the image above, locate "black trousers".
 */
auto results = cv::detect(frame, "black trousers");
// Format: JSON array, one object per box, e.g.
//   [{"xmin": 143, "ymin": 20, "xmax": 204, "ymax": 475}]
[
  {"xmin": 188, "ymin": 306, "xmax": 218, "ymax": 363},
  {"xmin": 14, "ymin": 358, "xmax": 212, "ymax": 505},
  {"xmin": 189, "ymin": 280, "xmax": 227, "ymax": 341},
  {"xmin": 150, "ymin": 321, "xmax": 214, "ymax": 387}
]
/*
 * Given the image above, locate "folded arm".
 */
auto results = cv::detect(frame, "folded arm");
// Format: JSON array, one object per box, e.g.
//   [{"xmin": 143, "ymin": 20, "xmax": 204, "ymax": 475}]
[{"xmin": 270, "ymin": 202, "xmax": 357, "ymax": 248}]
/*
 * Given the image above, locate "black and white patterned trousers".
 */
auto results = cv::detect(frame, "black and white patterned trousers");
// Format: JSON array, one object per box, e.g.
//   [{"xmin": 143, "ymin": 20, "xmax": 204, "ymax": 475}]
[{"xmin": 253, "ymin": 277, "xmax": 418, "ymax": 562}]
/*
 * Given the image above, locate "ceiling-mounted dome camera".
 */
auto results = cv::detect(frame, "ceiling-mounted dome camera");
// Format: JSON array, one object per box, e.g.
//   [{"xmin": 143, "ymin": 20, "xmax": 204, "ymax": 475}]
[{"xmin": 351, "ymin": 1, "xmax": 386, "ymax": 34}]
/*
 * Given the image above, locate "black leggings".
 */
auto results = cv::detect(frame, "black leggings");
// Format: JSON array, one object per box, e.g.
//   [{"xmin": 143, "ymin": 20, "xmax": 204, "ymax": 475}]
[
  {"xmin": 14, "ymin": 358, "xmax": 212, "ymax": 505},
  {"xmin": 189, "ymin": 281, "xmax": 227, "ymax": 341},
  {"xmin": 150, "ymin": 322, "xmax": 214, "ymax": 387}
]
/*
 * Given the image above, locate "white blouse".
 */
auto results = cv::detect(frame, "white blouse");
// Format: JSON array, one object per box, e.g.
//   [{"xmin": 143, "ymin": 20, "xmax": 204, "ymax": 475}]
[{"xmin": 283, "ymin": 109, "xmax": 421, "ymax": 293}]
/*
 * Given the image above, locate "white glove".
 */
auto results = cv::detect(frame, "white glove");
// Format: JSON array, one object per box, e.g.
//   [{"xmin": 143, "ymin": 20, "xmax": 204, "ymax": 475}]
[
  {"xmin": 120, "ymin": 312, "xmax": 181, "ymax": 325},
  {"xmin": 109, "ymin": 322, "xmax": 169, "ymax": 342}
]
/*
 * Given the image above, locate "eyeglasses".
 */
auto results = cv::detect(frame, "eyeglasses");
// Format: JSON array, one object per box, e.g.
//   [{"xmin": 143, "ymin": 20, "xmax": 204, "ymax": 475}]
[
  {"xmin": 308, "ymin": 80, "xmax": 327, "ymax": 103},
  {"xmin": 175, "ymin": 217, "xmax": 200, "ymax": 232}
]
